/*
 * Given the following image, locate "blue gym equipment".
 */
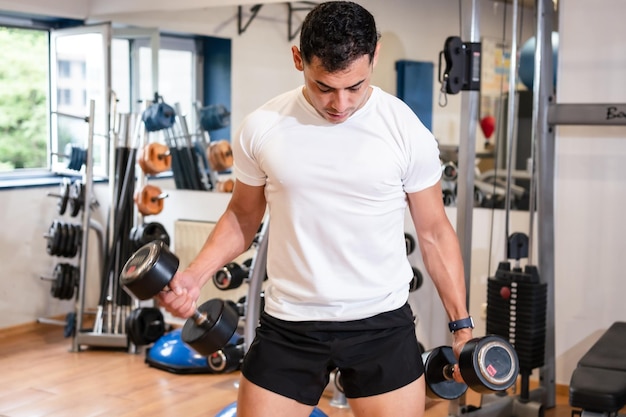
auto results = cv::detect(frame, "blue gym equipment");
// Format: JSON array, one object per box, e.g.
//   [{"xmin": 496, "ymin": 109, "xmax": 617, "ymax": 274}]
[
  {"xmin": 518, "ymin": 31, "xmax": 559, "ymax": 90},
  {"xmin": 145, "ymin": 328, "xmax": 214, "ymax": 374},
  {"xmin": 214, "ymin": 401, "xmax": 329, "ymax": 417}
]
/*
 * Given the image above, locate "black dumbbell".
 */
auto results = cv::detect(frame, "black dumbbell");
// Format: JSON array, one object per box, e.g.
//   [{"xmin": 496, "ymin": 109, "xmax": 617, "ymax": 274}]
[
  {"xmin": 208, "ymin": 338, "xmax": 245, "ymax": 374},
  {"xmin": 404, "ymin": 233, "xmax": 416, "ymax": 255},
  {"xmin": 422, "ymin": 335, "xmax": 519, "ymax": 400},
  {"xmin": 409, "ymin": 266, "xmax": 423, "ymax": 292},
  {"xmin": 213, "ymin": 261, "xmax": 249, "ymax": 290},
  {"xmin": 126, "ymin": 307, "xmax": 166, "ymax": 346},
  {"xmin": 120, "ymin": 240, "xmax": 239, "ymax": 356}
]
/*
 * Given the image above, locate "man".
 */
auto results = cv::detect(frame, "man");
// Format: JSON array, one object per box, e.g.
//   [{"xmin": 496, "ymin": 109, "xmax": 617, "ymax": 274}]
[{"xmin": 158, "ymin": 2, "xmax": 473, "ymax": 416}]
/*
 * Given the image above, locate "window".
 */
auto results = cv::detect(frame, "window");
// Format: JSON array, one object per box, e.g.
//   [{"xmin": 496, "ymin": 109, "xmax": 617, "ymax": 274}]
[
  {"xmin": 57, "ymin": 89, "xmax": 72, "ymax": 106},
  {"xmin": 0, "ymin": 18, "xmax": 220, "ymax": 182},
  {"xmin": 0, "ymin": 26, "xmax": 49, "ymax": 171},
  {"xmin": 50, "ymin": 25, "xmax": 111, "ymax": 178},
  {"xmin": 137, "ymin": 36, "xmax": 198, "ymax": 129},
  {"xmin": 58, "ymin": 60, "xmax": 71, "ymax": 78}
]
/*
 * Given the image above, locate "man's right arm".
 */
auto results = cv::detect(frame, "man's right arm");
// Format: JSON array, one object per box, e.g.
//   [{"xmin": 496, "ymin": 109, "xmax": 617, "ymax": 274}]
[{"xmin": 157, "ymin": 180, "xmax": 267, "ymax": 318}]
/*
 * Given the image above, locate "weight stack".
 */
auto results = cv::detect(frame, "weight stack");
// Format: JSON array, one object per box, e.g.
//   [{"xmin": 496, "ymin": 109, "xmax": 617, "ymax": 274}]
[{"xmin": 486, "ymin": 262, "xmax": 547, "ymax": 372}]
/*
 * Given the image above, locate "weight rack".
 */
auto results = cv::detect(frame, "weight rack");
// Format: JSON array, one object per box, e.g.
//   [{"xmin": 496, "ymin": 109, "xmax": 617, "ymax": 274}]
[{"xmin": 37, "ymin": 100, "xmax": 114, "ymax": 348}]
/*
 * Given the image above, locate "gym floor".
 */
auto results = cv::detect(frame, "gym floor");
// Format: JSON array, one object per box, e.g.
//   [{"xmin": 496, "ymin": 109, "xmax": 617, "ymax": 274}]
[{"xmin": 0, "ymin": 323, "xmax": 578, "ymax": 417}]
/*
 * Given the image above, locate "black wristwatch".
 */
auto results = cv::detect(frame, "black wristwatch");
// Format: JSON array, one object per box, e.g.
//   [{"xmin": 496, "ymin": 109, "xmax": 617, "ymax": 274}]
[{"xmin": 448, "ymin": 316, "xmax": 474, "ymax": 333}]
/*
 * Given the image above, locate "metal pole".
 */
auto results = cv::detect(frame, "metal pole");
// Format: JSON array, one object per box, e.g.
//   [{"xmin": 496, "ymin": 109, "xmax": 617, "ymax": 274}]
[
  {"xmin": 456, "ymin": 0, "xmax": 480, "ymax": 308},
  {"xmin": 72, "ymin": 100, "xmax": 96, "ymax": 352},
  {"xmin": 504, "ymin": 0, "xmax": 520, "ymax": 254},
  {"xmin": 449, "ymin": 2, "xmax": 480, "ymax": 414},
  {"xmin": 534, "ymin": 0, "xmax": 556, "ymax": 408},
  {"xmin": 243, "ymin": 220, "xmax": 269, "ymax": 353}
]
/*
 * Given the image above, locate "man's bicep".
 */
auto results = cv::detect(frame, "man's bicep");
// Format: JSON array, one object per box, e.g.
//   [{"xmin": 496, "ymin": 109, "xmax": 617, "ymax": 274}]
[{"xmin": 406, "ymin": 181, "xmax": 449, "ymax": 236}]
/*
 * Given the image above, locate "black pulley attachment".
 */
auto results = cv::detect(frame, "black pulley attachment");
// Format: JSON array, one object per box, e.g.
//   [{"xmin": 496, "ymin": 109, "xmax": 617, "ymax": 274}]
[{"xmin": 438, "ymin": 36, "xmax": 481, "ymax": 95}]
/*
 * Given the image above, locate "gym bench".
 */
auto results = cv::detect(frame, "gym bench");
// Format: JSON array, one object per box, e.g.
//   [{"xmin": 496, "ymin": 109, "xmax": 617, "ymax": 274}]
[{"xmin": 570, "ymin": 322, "xmax": 626, "ymax": 417}]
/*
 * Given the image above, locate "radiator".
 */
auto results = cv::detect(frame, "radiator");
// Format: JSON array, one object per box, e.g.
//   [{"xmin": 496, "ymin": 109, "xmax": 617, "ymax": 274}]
[{"xmin": 174, "ymin": 219, "xmax": 251, "ymax": 303}]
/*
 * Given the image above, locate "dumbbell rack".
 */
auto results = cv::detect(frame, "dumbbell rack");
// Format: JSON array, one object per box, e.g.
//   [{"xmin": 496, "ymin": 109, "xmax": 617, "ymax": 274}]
[{"xmin": 35, "ymin": 100, "xmax": 114, "ymax": 350}]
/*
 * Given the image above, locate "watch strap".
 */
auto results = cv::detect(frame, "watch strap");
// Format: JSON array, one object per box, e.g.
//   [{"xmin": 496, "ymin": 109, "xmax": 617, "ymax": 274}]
[{"xmin": 448, "ymin": 316, "xmax": 474, "ymax": 333}]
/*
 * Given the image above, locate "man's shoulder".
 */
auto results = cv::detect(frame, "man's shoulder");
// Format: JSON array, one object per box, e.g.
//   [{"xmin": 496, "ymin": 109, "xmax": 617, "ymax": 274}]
[
  {"xmin": 259, "ymin": 86, "xmax": 302, "ymax": 110},
  {"xmin": 240, "ymin": 86, "xmax": 303, "ymax": 131},
  {"xmin": 369, "ymin": 85, "xmax": 418, "ymax": 116}
]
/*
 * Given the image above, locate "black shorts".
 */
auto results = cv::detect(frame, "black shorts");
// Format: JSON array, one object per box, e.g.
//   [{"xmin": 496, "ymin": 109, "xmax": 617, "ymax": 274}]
[{"xmin": 240, "ymin": 303, "xmax": 425, "ymax": 406}]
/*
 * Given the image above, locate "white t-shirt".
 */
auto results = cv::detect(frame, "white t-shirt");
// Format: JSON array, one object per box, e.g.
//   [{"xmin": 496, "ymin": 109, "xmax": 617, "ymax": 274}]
[{"xmin": 232, "ymin": 85, "xmax": 441, "ymax": 321}]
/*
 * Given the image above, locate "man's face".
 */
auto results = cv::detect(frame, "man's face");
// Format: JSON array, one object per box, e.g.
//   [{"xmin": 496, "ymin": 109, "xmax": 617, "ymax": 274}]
[{"xmin": 292, "ymin": 45, "xmax": 379, "ymax": 124}]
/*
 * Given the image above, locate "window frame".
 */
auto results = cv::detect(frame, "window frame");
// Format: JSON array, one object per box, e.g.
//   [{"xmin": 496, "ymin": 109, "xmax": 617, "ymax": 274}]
[{"xmin": 0, "ymin": 15, "xmax": 210, "ymax": 189}]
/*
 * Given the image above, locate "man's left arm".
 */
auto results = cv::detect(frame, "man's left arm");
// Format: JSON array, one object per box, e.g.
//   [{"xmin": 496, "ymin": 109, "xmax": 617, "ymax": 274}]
[{"xmin": 406, "ymin": 182, "xmax": 474, "ymax": 367}]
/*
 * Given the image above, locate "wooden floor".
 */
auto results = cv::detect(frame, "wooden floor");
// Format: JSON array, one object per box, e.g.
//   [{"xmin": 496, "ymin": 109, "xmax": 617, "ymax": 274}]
[{"xmin": 0, "ymin": 321, "xmax": 577, "ymax": 417}]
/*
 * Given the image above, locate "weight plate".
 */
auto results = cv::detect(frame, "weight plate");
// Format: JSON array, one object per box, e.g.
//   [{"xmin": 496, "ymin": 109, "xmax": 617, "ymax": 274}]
[
  {"xmin": 72, "ymin": 225, "xmax": 82, "ymax": 257},
  {"xmin": 208, "ymin": 343, "xmax": 243, "ymax": 374},
  {"xmin": 120, "ymin": 241, "xmax": 178, "ymax": 300},
  {"xmin": 69, "ymin": 264, "xmax": 79, "ymax": 300},
  {"xmin": 50, "ymin": 264, "xmax": 62, "ymax": 298},
  {"xmin": 64, "ymin": 224, "xmax": 73, "ymax": 258},
  {"xmin": 57, "ymin": 179, "xmax": 71, "ymax": 215},
  {"xmin": 404, "ymin": 233, "xmax": 416, "ymax": 255},
  {"xmin": 208, "ymin": 350, "xmax": 228, "ymax": 373},
  {"xmin": 181, "ymin": 299, "xmax": 239, "ymax": 356},
  {"xmin": 55, "ymin": 264, "xmax": 65, "ymax": 299},
  {"xmin": 422, "ymin": 346, "xmax": 468, "ymax": 400},
  {"xmin": 66, "ymin": 224, "xmax": 75, "ymax": 258},
  {"xmin": 60, "ymin": 223, "xmax": 69, "ymax": 257},
  {"xmin": 125, "ymin": 308, "xmax": 139, "ymax": 345},
  {"xmin": 64, "ymin": 264, "xmax": 74, "ymax": 300},
  {"xmin": 46, "ymin": 221, "xmax": 55, "ymax": 256},
  {"xmin": 409, "ymin": 267, "xmax": 423, "ymax": 292},
  {"xmin": 57, "ymin": 263, "xmax": 69, "ymax": 300},
  {"xmin": 458, "ymin": 336, "xmax": 519, "ymax": 394},
  {"xmin": 213, "ymin": 263, "xmax": 247, "ymax": 290},
  {"xmin": 126, "ymin": 307, "xmax": 165, "ymax": 346},
  {"xmin": 69, "ymin": 180, "xmax": 83, "ymax": 217},
  {"xmin": 64, "ymin": 264, "xmax": 75, "ymax": 300},
  {"xmin": 49, "ymin": 221, "xmax": 62, "ymax": 256},
  {"xmin": 64, "ymin": 264, "xmax": 74, "ymax": 299},
  {"xmin": 134, "ymin": 222, "xmax": 171, "ymax": 248}
]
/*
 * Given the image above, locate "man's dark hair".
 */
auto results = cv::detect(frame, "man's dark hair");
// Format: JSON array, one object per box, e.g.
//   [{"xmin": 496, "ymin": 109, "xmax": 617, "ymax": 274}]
[{"xmin": 299, "ymin": 1, "xmax": 381, "ymax": 72}]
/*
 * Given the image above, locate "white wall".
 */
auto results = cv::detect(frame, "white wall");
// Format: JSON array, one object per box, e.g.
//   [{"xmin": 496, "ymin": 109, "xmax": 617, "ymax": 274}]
[
  {"xmin": 3, "ymin": 0, "xmax": 625, "ymax": 389},
  {"xmin": 0, "ymin": 0, "xmax": 534, "ymax": 327},
  {"xmin": 90, "ymin": 0, "xmax": 533, "ymax": 148},
  {"xmin": 553, "ymin": 0, "xmax": 626, "ymax": 384}
]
